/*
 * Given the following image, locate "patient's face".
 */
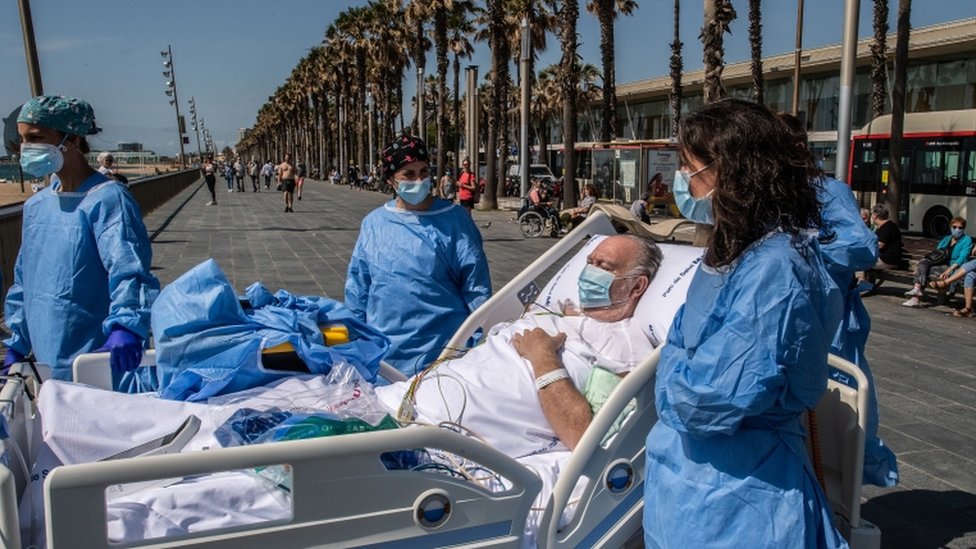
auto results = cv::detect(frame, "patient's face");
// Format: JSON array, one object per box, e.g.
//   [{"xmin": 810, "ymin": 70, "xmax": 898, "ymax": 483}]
[{"xmin": 583, "ymin": 237, "xmax": 648, "ymax": 322}]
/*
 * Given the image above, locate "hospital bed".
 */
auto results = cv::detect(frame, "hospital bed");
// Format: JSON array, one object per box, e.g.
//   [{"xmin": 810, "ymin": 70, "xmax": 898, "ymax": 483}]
[{"xmin": 0, "ymin": 210, "xmax": 880, "ymax": 548}]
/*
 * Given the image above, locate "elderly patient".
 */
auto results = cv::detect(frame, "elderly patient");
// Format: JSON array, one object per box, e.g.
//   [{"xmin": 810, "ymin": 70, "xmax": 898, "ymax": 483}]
[{"xmin": 374, "ymin": 234, "xmax": 663, "ymax": 458}]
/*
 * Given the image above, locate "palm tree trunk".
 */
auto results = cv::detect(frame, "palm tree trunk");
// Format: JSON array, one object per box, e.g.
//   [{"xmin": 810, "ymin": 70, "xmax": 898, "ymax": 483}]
[
  {"xmin": 871, "ymin": 0, "xmax": 889, "ymax": 118},
  {"xmin": 597, "ymin": 0, "xmax": 616, "ymax": 142},
  {"xmin": 484, "ymin": 0, "xmax": 507, "ymax": 210},
  {"xmin": 670, "ymin": 0, "xmax": 683, "ymax": 137},
  {"xmin": 888, "ymin": 0, "xmax": 911, "ymax": 227},
  {"xmin": 748, "ymin": 0, "xmax": 764, "ymax": 104},
  {"xmin": 560, "ymin": 0, "xmax": 580, "ymax": 209},
  {"xmin": 434, "ymin": 9, "xmax": 449, "ymax": 180},
  {"xmin": 356, "ymin": 49, "xmax": 367, "ymax": 175},
  {"xmin": 453, "ymin": 53, "xmax": 462, "ymax": 173},
  {"xmin": 701, "ymin": 0, "xmax": 737, "ymax": 104}
]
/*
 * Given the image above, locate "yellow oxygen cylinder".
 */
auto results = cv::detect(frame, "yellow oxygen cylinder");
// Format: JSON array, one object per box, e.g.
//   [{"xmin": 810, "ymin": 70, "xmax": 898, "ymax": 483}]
[{"xmin": 261, "ymin": 323, "xmax": 350, "ymax": 371}]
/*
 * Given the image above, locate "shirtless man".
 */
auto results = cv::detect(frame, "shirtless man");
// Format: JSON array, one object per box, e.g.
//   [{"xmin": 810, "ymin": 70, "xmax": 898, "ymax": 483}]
[{"xmin": 278, "ymin": 153, "xmax": 297, "ymax": 213}]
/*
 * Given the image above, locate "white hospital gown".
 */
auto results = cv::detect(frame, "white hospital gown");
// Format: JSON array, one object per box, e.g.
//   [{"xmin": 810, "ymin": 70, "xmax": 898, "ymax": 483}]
[{"xmin": 375, "ymin": 313, "xmax": 653, "ymax": 458}]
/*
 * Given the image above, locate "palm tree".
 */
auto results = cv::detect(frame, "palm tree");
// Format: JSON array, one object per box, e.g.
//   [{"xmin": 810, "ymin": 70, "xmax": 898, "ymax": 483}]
[
  {"xmin": 448, "ymin": 3, "xmax": 477, "ymax": 170},
  {"xmin": 871, "ymin": 0, "xmax": 889, "ymax": 118},
  {"xmin": 888, "ymin": 0, "xmax": 911, "ymax": 227},
  {"xmin": 481, "ymin": 0, "xmax": 511, "ymax": 209},
  {"xmin": 748, "ymin": 0, "xmax": 763, "ymax": 104},
  {"xmin": 401, "ymin": 1, "xmax": 433, "ymax": 138},
  {"xmin": 558, "ymin": 0, "xmax": 580, "ymax": 208},
  {"xmin": 669, "ymin": 0, "xmax": 682, "ymax": 136},
  {"xmin": 701, "ymin": 0, "xmax": 737, "ymax": 104},
  {"xmin": 533, "ymin": 65, "xmax": 561, "ymax": 167},
  {"xmin": 585, "ymin": 0, "xmax": 637, "ymax": 143}
]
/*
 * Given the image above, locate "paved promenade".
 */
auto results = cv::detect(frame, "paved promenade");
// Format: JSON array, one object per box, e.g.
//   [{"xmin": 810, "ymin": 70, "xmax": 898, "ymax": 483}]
[{"xmin": 144, "ymin": 178, "xmax": 975, "ymax": 549}]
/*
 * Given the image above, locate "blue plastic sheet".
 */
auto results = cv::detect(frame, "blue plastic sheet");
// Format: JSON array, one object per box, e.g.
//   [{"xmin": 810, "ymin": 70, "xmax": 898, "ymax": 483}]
[{"xmin": 147, "ymin": 259, "xmax": 389, "ymax": 401}]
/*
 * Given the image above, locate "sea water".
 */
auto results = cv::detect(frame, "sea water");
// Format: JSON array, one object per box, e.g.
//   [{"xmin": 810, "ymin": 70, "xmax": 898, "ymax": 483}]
[{"xmin": 0, "ymin": 164, "xmax": 23, "ymax": 181}]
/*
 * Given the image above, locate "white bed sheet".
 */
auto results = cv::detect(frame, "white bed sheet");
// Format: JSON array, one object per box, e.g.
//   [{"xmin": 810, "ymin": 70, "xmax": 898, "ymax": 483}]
[{"xmin": 23, "ymin": 377, "xmax": 583, "ymax": 548}]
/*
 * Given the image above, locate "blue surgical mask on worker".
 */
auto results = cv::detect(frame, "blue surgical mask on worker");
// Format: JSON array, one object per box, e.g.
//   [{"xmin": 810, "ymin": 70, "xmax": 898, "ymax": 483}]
[
  {"xmin": 673, "ymin": 165, "xmax": 714, "ymax": 225},
  {"xmin": 951, "ymin": 227, "xmax": 965, "ymax": 240},
  {"xmin": 396, "ymin": 177, "xmax": 432, "ymax": 205},
  {"xmin": 19, "ymin": 136, "xmax": 68, "ymax": 178}
]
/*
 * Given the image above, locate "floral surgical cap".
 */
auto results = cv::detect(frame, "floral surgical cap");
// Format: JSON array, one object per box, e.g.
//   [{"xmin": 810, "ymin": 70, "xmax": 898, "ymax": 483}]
[
  {"xmin": 381, "ymin": 135, "xmax": 429, "ymax": 180},
  {"xmin": 17, "ymin": 95, "xmax": 101, "ymax": 136}
]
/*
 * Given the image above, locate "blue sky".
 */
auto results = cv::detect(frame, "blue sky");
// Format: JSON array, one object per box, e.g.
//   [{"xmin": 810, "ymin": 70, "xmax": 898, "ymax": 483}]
[{"xmin": 1, "ymin": 1, "xmax": 973, "ymax": 157}]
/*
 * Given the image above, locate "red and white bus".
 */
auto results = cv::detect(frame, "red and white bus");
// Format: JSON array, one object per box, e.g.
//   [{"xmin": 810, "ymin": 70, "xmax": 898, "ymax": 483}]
[{"xmin": 849, "ymin": 109, "xmax": 976, "ymax": 236}]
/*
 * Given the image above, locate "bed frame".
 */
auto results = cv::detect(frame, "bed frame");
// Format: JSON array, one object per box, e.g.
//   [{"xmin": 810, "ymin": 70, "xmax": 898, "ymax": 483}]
[{"xmin": 0, "ymin": 210, "xmax": 880, "ymax": 548}]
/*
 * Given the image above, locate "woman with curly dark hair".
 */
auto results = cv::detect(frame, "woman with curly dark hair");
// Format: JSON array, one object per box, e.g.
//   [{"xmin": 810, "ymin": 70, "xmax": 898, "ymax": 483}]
[{"xmin": 643, "ymin": 99, "xmax": 848, "ymax": 548}]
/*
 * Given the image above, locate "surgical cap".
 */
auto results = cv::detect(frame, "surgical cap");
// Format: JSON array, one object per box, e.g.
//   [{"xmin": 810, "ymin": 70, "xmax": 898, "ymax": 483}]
[
  {"xmin": 17, "ymin": 95, "xmax": 101, "ymax": 136},
  {"xmin": 381, "ymin": 135, "xmax": 429, "ymax": 180}
]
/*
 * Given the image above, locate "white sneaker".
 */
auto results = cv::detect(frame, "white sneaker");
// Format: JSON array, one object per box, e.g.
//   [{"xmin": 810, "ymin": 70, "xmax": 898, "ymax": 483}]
[
  {"xmin": 904, "ymin": 287, "xmax": 923, "ymax": 297},
  {"xmin": 206, "ymin": 201, "xmax": 215, "ymax": 206},
  {"xmin": 902, "ymin": 297, "xmax": 921, "ymax": 307}
]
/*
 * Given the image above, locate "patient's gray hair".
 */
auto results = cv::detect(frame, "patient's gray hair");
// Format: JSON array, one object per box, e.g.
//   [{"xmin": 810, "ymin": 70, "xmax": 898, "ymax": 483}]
[{"xmin": 620, "ymin": 235, "xmax": 663, "ymax": 281}]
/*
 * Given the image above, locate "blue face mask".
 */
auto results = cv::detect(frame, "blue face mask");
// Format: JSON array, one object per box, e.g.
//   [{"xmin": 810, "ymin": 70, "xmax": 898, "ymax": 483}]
[
  {"xmin": 951, "ymin": 227, "xmax": 965, "ymax": 240},
  {"xmin": 20, "ymin": 139, "xmax": 66, "ymax": 178},
  {"xmin": 396, "ymin": 177, "xmax": 432, "ymax": 205},
  {"xmin": 673, "ymin": 167, "xmax": 714, "ymax": 225},
  {"xmin": 578, "ymin": 264, "xmax": 617, "ymax": 309}
]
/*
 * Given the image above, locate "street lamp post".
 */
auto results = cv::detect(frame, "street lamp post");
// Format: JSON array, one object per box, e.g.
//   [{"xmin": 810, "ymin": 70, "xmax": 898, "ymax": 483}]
[
  {"xmin": 188, "ymin": 97, "xmax": 203, "ymax": 162},
  {"xmin": 17, "ymin": 0, "xmax": 43, "ymax": 96},
  {"xmin": 417, "ymin": 66, "xmax": 425, "ymax": 140},
  {"xmin": 367, "ymin": 91, "xmax": 375, "ymax": 172},
  {"xmin": 161, "ymin": 45, "xmax": 187, "ymax": 169}
]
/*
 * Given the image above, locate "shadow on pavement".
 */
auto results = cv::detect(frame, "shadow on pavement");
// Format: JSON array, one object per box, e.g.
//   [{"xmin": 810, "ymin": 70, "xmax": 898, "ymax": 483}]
[{"xmin": 861, "ymin": 489, "xmax": 976, "ymax": 548}]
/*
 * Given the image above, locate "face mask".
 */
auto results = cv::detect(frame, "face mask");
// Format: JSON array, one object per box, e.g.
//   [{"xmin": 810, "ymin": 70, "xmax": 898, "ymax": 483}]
[
  {"xmin": 673, "ymin": 166, "xmax": 714, "ymax": 225},
  {"xmin": 20, "ymin": 141, "xmax": 65, "ymax": 178},
  {"xmin": 951, "ymin": 228, "xmax": 965, "ymax": 239},
  {"xmin": 396, "ymin": 177, "xmax": 432, "ymax": 205}
]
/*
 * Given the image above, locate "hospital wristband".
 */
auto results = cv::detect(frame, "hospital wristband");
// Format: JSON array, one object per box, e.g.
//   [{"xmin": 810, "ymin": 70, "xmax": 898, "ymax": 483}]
[{"xmin": 535, "ymin": 368, "xmax": 570, "ymax": 391}]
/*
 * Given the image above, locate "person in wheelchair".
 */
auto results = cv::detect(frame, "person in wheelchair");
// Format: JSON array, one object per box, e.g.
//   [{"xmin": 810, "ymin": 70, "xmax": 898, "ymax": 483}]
[{"xmin": 518, "ymin": 178, "xmax": 562, "ymax": 237}]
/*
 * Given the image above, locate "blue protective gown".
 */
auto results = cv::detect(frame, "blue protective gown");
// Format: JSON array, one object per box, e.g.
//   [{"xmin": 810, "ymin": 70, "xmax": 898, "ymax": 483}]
[
  {"xmin": 644, "ymin": 232, "xmax": 848, "ymax": 549},
  {"xmin": 4, "ymin": 172, "xmax": 159, "ymax": 381},
  {"xmin": 344, "ymin": 198, "xmax": 491, "ymax": 376},
  {"xmin": 818, "ymin": 177, "xmax": 898, "ymax": 487}
]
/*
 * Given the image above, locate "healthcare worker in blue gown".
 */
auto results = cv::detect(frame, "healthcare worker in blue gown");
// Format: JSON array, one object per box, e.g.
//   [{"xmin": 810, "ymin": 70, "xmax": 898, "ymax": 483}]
[
  {"xmin": 643, "ymin": 99, "xmax": 848, "ymax": 548},
  {"xmin": 3, "ymin": 96, "xmax": 159, "ymax": 385},
  {"xmin": 780, "ymin": 113, "xmax": 899, "ymax": 488},
  {"xmin": 345, "ymin": 135, "xmax": 491, "ymax": 376}
]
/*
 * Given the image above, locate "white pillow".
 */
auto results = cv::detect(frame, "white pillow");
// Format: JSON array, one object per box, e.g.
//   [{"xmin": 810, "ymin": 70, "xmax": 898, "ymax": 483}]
[{"xmin": 533, "ymin": 236, "xmax": 704, "ymax": 347}]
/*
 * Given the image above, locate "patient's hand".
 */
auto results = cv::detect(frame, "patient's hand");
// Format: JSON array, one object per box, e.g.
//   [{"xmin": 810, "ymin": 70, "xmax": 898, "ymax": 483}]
[
  {"xmin": 512, "ymin": 328, "xmax": 566, "ymax": 375},
  {"xmin": 558, "ymin": 299, "xmax": 581, "ymax": 316}
]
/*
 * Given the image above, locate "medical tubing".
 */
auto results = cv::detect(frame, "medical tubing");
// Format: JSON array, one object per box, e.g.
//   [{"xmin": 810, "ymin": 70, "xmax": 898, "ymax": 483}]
[{"xmin": 806, "ymin": 409, "xmax": 827, "ymax": 493}]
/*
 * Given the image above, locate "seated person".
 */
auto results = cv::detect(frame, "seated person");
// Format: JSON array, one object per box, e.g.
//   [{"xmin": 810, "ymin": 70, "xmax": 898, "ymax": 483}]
[
  {"xmin": 928, "ymin": 255, "xmax": 976, "ymax": 317},
  {"xmin": 526, "ymin": 177, "xmax": 557, "ymax": 215},
  {"xmin": 903, "ymin": 216, "xmax": 972, "ymax": 307},
  {"xmin": 863, "ymin": 202, "xmax": 904, "ymax": 287},
  {"xmin": 375, "ymin": 234, "xmax": 663, "ymax": 456},
  {"xmin": 560, "ymin": 183, "xmax": 599, "ymax": 230},
  {"xmin": 630, "ymin": 192, "xmax": 651, "ymax": 223}
]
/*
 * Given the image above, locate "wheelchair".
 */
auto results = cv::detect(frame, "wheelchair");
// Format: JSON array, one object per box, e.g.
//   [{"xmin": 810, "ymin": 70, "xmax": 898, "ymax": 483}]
[{"xmin": 517, "ymin": 199, "xmax": 562, "ymax": 238}]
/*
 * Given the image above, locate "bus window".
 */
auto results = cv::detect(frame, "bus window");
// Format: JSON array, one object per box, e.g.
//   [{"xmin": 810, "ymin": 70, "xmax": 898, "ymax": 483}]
[
  {"xmin": 911, "ymin": 140, "xmax": 964, "ymax": 195},
  {"xmin": 965, "ymin": 143, "xmax": 976, "ymax": 195}
]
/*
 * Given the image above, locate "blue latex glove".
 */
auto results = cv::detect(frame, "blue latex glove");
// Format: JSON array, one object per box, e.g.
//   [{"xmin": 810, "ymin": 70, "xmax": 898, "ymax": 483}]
[
  {"xmin": 97, "ymin": 327, "xmax": 143, "ymax": 375},
  {"xmin": 2, "ymin": 348, "xmax": 26, "ymax": 374}
]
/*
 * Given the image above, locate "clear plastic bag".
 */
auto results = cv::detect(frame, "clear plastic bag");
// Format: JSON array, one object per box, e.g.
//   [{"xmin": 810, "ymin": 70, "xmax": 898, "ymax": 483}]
[{"xmin": 209, "ymin": 362, "xmax": 395, "ymax": 449}]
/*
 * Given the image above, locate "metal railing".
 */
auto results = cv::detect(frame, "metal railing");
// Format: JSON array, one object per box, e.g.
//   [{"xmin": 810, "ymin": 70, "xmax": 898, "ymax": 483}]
[{"xmin": 0, "ymin": 169, "xmax": 199, "ymax": 299}]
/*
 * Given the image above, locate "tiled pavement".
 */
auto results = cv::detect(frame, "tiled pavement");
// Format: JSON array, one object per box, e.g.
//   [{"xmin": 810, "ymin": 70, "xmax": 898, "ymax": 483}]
[{"xmin": 137, "ymin": 178, "xmax": 974, "ymax": 548}]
